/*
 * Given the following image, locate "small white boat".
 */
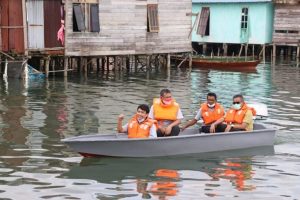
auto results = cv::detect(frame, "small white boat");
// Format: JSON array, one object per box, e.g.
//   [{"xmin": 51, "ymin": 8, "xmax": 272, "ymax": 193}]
[{"xmin": 62, "ymin": 123, "xmax": 275, "ymax": 158}]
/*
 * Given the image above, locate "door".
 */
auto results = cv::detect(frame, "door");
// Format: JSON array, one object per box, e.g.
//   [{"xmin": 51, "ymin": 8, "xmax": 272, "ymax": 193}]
[{"xmin": 27, "ymin": 0, "xmax": 44, "ymax": 49}]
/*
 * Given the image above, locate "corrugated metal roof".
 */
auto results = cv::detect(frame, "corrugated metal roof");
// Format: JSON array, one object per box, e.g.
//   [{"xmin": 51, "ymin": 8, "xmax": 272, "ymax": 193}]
[{"xmin": 193, "ymin": 0, "xmax": 272, "ymax": 3}]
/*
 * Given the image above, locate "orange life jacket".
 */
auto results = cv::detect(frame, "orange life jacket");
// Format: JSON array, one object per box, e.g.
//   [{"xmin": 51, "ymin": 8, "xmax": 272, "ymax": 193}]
[
  {"xmin": 224, "ymin": 103, "xmax": 256, "ymax": 124},
  {"xmin": 153, "ymin": 98, "xmax": 179, "ymax": 121},
  {"xmin": 127, "ymin": 115, "xmax": 156, "ymax": 138},
  {"xmin": 200, "ymin": 103, "xmax": 225, "ymax": 125}
]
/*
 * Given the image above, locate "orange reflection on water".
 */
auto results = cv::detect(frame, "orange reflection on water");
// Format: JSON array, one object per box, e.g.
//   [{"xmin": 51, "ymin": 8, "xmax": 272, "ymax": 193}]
[
  {"xmin": 211, "ymin": 160, "xmax": 255, "ymax": 191},
  {"xmin": 136, "ymin": 169, "xmax": 180, "ymax": 200}
]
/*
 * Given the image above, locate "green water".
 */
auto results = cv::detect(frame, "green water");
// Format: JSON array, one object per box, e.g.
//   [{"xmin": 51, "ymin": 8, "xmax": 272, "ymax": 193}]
[{"xmin": 0, "ymin": 62, "xmax": 299, "ymax": 199}]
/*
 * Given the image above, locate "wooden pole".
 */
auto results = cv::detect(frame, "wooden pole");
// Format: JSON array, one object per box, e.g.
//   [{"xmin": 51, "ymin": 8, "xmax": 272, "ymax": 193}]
[
  {"xmin": 106, "ymin": 56, "xmax": 109, "ymax": 71},
  {"xmin": 252, "ymin": 44, "xmax": 255, "ymax": 59},
  {"xmin": 83, "ymin": 58, "xmax": 87, "ymax": 76},
  {"xmin": 238, "ymin": 44, "xmax": 243, "ymax": 57},
  {"xmin": 126, "ymin": 56, "xmax": 130, "ymax": 71},
  {"xmin": 96, "ymin": 58, "xmax": 100, "ymax": 73},
  {"xmin": 134, "ymin": 55, "xmax": 138, "ymax": 71},
  {"xmin": 287, "ymin": 46, "xmax": 292, "ymax": 58},
  {"xmin": 203, "ymin": 44, "xmax": 207, "ymax": 56},
  {"xmin": 245, "ymin": 43, "xmax": 248, "ymax": 60},
  {"xmin": 263, "ymin": 44, "xmax": 266, "ymax": 63},
  {"xmin": 167, "ymin": 53, "xmax": 171, "ymax": 69},
  {"xmin": 223, "ymin": 43, "xmax": 228, "ymax": 56},
  {"xmin": 273, "ymin": 44, "xmax": 276, "ymax": 64},
  {"xmin": 51, "ymin": 58, "xmax": 55, "ymax": 76},
  {"xmin": 297, "ymin": 46, "xmax": 300, "ymax": 58},
  {"xmin": 45, "ymin": 57, "xmax": 50, "ymax": 78},
  {"xmin": 189, "ymin": 53, "xmax": 192, "ymax": 68},
  {"xmin": 64, "ymin": 57, "xmax": 68, "ymax": 77},
  {"xmin": 146, "ymin": 55, "xmax": 151, "ymax": 71}
]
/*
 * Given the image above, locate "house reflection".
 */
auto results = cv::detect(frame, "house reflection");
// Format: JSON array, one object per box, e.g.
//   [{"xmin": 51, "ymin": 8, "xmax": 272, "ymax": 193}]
[{"xmin": 0, "ymin": 79, "xmax": 29, "ymax": 166}]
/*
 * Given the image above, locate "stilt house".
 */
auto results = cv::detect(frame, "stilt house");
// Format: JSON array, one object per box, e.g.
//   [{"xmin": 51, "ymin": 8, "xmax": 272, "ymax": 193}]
[{"xmin": 64, "ymin": 0, "xmax": 192, "ymax": 57}]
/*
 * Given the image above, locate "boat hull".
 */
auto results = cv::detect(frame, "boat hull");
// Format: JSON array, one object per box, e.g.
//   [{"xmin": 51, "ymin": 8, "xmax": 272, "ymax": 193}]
[
  {"xmin": 62, "ymin": 124, "xmax": 275, "ymax": 158},
  {"xmin": 173, "ymin": 57, "xmax": 260, "ymax": 72}
]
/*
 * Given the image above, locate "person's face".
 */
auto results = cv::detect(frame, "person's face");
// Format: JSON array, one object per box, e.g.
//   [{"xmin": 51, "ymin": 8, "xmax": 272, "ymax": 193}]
[
  {"xmin": 207, "ymin": 96, "xmax": 216, "ymax": 105},
  {"xmin": 233, "ymin": 97, "xmax": 244, "ymax": 105},
  {"xmin": 232, "ymin": 97, "xmax": 244, "ymax": 110},
  {"xmin": 136, "ymin": 108, "xmax": 148, "ymax": 120},
  {"xmin": 161, "ymin": 93, "xmax": 173, "ymax": 104}
]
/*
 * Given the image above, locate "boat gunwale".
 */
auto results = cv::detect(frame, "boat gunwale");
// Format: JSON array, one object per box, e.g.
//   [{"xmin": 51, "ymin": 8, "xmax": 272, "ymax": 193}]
[{"xmin": 62, "ymin": 126, "xmax": 276, "ymax": 143}]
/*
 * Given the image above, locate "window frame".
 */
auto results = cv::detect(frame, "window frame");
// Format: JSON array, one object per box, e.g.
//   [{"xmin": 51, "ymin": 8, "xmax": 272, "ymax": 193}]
[
  {"xmin": 72, "ymin": 2, "xmax": 100, "ymax": 33},
  {"xmin": 241, "ymin": 7, "xmax": 248, "ymax": 30},
  {"xmin": 147, "ymin": 4, "xmax": 159, "ymax": 33},
  {"xmin": 197, "ymin": 7, "xmax": 210, "ymax": 36}
]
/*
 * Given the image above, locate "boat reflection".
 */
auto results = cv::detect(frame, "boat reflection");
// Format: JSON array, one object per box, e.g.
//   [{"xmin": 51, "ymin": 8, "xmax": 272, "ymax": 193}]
[{"xmin": 63, "ymin": 146, "xmax": 274, "ymax": 197}]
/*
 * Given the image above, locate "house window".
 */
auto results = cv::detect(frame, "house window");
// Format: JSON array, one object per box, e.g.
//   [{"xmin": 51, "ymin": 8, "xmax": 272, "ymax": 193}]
[
  {"xmin": 197, "ymin": 7, "xmax": 210, "ymax": 36},
  {"xmin": 241, "ymin": 8, "xmax": 248, "ymax": 30},
  {"xmin": 147, "ymin": 4, "xmax": 159, "ymax": 32},
  {"xmin": 73, "ymin": 2, "xmax": 100, "ymax": 32}
]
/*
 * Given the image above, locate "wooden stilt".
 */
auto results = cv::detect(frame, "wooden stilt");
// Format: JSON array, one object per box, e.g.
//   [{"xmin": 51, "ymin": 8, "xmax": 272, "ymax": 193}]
[
  {"xmin": 45, "ymin": 57, "xmax": 50, "ymax": 78},
  {"xmin": 106, "ymin": 56, "xmax": 110, "ymax": 71},
  {"xmin": 272, "ymin": 44, "xmax": 276, "ymax": 64},
  {"xmin": 245, "ymin": 43, "xmax": 248, "ymax": 59},
  {"xmin": 271, "ymin": 49, "xmax": 273, "ymax": 65},
  {"xmin": 134, "ymin": 55, "xmax": 138, "ymax": 71},
  {"xmin": 64, "ymin": 57, "xmax": 68, "ymax": 77},
  {"xmin": 252, "ymin": 44, "xmax": 255, "ymax": 59},
  {"xmin": 126, "ymin": 56, "xmax": 130, "ymax": 71},
  {"xmin": 263, "ymin": 44, "xmax": 266, "ymax": 63},
  {"xmin": 203, "ymin": 44, "xmax": 207, "ymax": 56},
  {"xmin": 101, "ymin": 57, "xmax": 105, "ymax": 71},
  {"xmin": 287, "ymin": 46, "xmax": 292, "ymax": 58},
  {"xmin": 83, "ymin": 58, "xmax": 88, "ymax": 76},
  {"xmin": 189, "ymin": 53, "xmax": 192, "ymax": 68},
  {"xmin": 297, "ymin": 46, "xmax": 300, "ymax": 58},
  {"xmin": 223, "ymin": 43, "xmax": 228, "ymax": 56},
  {"xmin": 39, "ymin": 58, "xmax": 44, "ymax": 72},
  {"xmin": 51, "ymin": 58, "xmax": 55, "ymax": 76},
  {"xmin": 167, "ymin": 54, "xmax": 171, "ymax": 69},
  {"xmin": 96, "ymin": 58, "xmax": 100, "ymax": 73},
  {"xmin": 238, "ymin": 44, "xmax": 243, "ymax": 57}
]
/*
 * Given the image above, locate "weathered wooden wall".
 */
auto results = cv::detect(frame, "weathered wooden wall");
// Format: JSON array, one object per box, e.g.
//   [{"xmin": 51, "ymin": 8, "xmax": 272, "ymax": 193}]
[
  {"xmin": 273, "ymin": 5, "xmax": 300, "ymax": 46},
  {"xmin": 65, "ymin": 0, "xmax": 192, "ymax": 56},
  {"xmin": 0, "ymin": 0, "xmax": 25, "ymax": 53}
]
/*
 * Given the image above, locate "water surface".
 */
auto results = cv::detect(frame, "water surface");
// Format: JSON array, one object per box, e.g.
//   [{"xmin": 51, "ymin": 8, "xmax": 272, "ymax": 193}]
[{"xmin": 0, "ymin": 63, "xmax": 300, "ymax": 199}]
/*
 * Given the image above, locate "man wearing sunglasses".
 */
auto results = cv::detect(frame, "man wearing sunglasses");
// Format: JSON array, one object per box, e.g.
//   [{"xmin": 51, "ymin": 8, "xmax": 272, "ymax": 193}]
[
  {"xmin": 212, "ymin": 94, "xmax": 255, "ymax": 132},
  {"xmin": 148, "ymin": 89, "xmax": 184, "ymax": 137},
  {"xmin": 181, "ymin": 92, "xmax": 225, "ymax": 133}
]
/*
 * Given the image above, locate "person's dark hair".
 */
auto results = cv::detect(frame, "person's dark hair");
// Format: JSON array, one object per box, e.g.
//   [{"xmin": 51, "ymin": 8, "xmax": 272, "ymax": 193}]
[
  {"xmin": 233, "ymin": 94, "xmax": 244, "ymax": 101},
  {"xmin": 207, "ymin": 92, "xmax": 217, "ymax": 100},
  {"xmin": 137, "ymin": 104, "xmax": 150, "ymax": 114},
  {"xmin": 160, "ymin": 89, "xmax": 171, "ymax": 97}
]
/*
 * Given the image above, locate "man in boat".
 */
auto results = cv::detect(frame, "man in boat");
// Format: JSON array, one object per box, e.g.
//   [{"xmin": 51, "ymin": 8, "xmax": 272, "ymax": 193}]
[
  {"xmin": 117, "ymin": 104, "xmax": 157, "ymax": 138},
  {"xmin": 212, "ymin": 94, "xmax": 255, "ymax": 132},
  {"xmin": 181, "ymin": 92, "xmax": 225, "ymax": 133},
  {"xmin": 148, "ymin": 89, "xmax": 183, "ymax": 137}
]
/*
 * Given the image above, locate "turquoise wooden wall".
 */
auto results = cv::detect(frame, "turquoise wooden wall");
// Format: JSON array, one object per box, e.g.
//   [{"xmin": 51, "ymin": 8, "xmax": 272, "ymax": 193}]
[{"xmin": 192, "ymin": 3, "xmax": 274, "ymax": 44}]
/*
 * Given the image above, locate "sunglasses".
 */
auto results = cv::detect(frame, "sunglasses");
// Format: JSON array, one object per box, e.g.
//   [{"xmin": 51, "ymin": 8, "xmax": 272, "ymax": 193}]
[{"xmin": 232, "ymin": 102, "xmax": 241, "ymax": 104}]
